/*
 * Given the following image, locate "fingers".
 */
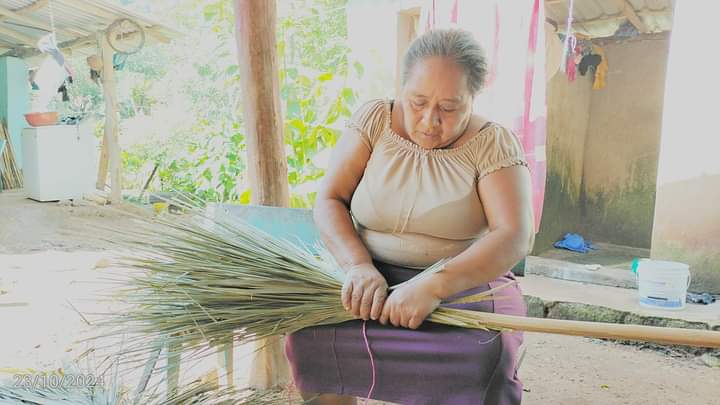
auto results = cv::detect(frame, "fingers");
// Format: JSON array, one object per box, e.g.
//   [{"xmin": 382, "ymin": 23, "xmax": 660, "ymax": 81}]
[
  {"xmin": 379, "ymin": 301, "xmax": 390, "ymax": 325},
  {"xmin": 399, "ymin": 310, "xmax": 409, "ymax": 328},
  {"xmin": 378, "ymin": 302, "xmax": 421, "ymax": 329},
  {"xmin": 378, "ymin": 297, "xmax": 401, "ymax": 327},
  {"xmin": 351, "ymin": 286, "xmax": 363, "ymax": 318},
  {"xmin": 407, "ymin": 314, "xmax": 422, "ymax": 330},
  {"xmin": 389, "ymin": 305, "xmax": 401, "ymax": 328},
  {"xmin": 359, "ymin": 288, "xmax": 375, "ymax": 320},
  {"xmin": 343, "ymin": 266, "xmax": 388, "ymax": 320},
  {"xmin": 341, "ymin": 281, "xmax": 352, "ymax": 311},
  {"xmin": 370, "ymin": 288, "xmax": 387, "ymax": 320}
]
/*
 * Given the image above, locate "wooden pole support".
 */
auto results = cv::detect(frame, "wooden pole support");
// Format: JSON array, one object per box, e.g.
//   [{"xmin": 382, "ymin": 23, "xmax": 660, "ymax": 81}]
[
  {"xmin": 233, "ymin": 0, "xmax": 289, "ymax": 207},
  {"xmin": 233, "ymin": 0, "xmax": 291, "ymax": 390},
  {"xmin": 99, "ymin": 30, "xmax": 122, "ymax": 203}
]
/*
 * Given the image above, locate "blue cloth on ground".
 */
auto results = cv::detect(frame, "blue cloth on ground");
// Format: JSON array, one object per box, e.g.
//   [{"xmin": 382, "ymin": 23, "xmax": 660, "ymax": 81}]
[{"xmin": 554, "ymin": 233, "xmax": 595, "ymax": 253}]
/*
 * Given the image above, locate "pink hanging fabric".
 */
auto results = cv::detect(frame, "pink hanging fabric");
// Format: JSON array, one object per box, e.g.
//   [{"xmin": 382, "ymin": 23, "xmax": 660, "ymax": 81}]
[
  {"xmin": 419, "ymin": 0, "xmax": 547, "ymax": 232},
  {"xmin": 450, "ymin": 0, "xmax": 459, "ymax": 23}
]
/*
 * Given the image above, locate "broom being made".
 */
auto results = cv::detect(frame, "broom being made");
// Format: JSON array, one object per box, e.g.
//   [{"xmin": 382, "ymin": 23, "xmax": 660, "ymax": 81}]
[{"xmin": 88, "ymin": 197, "xmax": 720, "ymax": 398}]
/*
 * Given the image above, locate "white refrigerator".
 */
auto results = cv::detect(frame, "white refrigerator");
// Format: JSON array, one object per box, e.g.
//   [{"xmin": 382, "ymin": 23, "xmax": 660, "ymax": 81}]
[{"xmin": 22, "ymin": 125, "xmax": 97, "ymax": 202}]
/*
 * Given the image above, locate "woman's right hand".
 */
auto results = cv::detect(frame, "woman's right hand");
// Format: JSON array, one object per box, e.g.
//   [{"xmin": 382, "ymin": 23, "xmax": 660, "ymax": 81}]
[{"xmin": 342, "ymin": 263, "xmax": 388, "ymax": 321}]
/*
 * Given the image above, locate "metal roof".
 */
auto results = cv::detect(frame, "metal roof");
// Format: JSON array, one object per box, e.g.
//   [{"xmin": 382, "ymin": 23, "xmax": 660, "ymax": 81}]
[
  {"xmin": 546, "ymin": 0, "xmax": 675, "ymax": 38},
  {"xmin": 0, "ymin": 0, "xmax": 179, "ymax": 58}
]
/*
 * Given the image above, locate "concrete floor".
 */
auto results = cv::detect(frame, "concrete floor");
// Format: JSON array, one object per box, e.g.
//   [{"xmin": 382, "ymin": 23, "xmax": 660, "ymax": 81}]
[{"xmin": 1, "ymin": 190, "xmax": 718, "ymax": 404}]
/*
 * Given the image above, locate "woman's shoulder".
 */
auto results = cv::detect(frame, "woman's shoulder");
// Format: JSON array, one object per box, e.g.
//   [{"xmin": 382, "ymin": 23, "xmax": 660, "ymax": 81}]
[
  {"xmin": 346, "ymin": 99, "xmax": 390, "ymax": 149},
  {"xmin": 471, "ymin": 121, "xmax": 529, "ymax": 179},
  {"xmin": 348, "ymin": 99, "xmax": 388, "ymax": 126}
]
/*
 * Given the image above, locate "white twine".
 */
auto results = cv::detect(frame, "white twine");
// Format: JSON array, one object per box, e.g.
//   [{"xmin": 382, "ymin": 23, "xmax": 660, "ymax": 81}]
[
  {"xmin": 47, "ymin": 0, "xmax": 57, "ymax": 46},
  {"xmin": 560, "ymin": 0, "xmax": 575, "ymax": 72}
]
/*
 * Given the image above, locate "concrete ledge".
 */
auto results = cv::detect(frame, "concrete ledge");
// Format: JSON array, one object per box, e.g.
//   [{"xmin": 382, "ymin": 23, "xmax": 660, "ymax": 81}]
[
  {"xmin": 519, "ymin": 275, "xmax": 720, "ymax": 353},
  {"xmin": 526, "ymin": 256, "xmax": 637, "ymax": 289},
  {"xmin": 519, "ymin": 275, "xmax": 720, "ymax": 329}
]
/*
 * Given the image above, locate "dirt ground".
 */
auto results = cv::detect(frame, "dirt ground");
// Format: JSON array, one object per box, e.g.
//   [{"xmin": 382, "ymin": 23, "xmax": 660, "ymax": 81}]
[{"xmin": 1, "ymin": 191, "xmax": 718, "ymax": 404}]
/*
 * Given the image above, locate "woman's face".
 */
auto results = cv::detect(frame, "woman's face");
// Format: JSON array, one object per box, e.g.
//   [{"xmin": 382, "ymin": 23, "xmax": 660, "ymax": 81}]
[{"xmin": 400, "ymin": 56, "xmax": 474, "ymax": 150}]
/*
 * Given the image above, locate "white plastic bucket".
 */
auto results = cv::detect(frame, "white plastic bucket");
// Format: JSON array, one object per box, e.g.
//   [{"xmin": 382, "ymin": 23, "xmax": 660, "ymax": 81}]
[{"xmin": 636, "ymin": 260, "xmax": 691, "ymax": 310}]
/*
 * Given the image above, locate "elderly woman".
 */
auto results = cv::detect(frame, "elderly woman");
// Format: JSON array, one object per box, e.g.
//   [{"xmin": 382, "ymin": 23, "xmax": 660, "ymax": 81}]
[{"xmin": 285, "ymin": 29, "xmax": 534, "ymax": 405}]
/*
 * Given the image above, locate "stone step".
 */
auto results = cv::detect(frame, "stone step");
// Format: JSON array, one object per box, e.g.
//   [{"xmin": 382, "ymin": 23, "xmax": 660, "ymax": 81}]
[{"xmin": 519, "ymin": 275, "xmax": 720, "ymax": 335}]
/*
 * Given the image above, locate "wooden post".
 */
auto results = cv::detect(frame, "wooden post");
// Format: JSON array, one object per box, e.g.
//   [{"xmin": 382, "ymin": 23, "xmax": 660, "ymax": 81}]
[
  {"xmin": 234, "ymin": 0, "xmax": 290, "ymax": 207},
  {"xmin": 98, "ymin": 31, "xmax": 122, "ymax": 203},
  {"xmin": 233, "ymin": 0, "xmax": 291, "ymax": 389}
]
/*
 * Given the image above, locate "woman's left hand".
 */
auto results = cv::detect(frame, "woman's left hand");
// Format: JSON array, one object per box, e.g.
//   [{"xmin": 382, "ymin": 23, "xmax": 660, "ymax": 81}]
[{"xmin": 379, "ymin": 278, "xmax": 441, "ymax": 329}]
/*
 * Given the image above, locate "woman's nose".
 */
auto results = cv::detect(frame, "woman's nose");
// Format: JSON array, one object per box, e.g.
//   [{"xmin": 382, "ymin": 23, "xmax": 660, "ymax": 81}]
[{"xmin": 421, "ymin": 107, "xmax": 440, "ymax": 128}]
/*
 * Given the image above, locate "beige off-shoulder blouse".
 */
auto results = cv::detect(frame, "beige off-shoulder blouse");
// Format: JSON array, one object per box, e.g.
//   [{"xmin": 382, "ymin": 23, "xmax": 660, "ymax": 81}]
[{"xmin": 347, "ymin": 99, "xmax": 528, "ymax": 268}]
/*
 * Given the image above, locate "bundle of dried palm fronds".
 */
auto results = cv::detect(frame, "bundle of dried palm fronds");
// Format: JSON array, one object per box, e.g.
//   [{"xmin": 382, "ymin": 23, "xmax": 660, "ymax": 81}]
[
  {"xmin": 89, "ymin": 199, "xmax": 505, "ymax": 376},
  {"xmin": 0, "ymin": 123, "xmax": 22, "ymax": 190},
  {"xmin": 92, "ymin": 198, "xmax": 720, "ymax": 387}
]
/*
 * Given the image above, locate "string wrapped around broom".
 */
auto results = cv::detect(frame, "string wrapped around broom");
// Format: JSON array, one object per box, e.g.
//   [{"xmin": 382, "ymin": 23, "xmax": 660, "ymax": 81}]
[{"xmin": 89, "ymin": 196, "xmax": 720, "ymax": 389}]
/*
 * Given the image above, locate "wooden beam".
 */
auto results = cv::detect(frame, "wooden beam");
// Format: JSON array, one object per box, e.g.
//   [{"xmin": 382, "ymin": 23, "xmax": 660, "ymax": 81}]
[
  {"xmin": 99, "ymin": 30, "xmax": 122, "ymax": 203},
  {"xmin": 615, "ymin": 0, "xmax": 649, "ymax": 33},
  {"xmin": 0, "ymin": 5, "xmax": 52, "ymax": 32},
  {"xmin": 233, "ymin": 0, "xmax": 290, "ymax": 390},
  {"xmin": 14, "ymin": 0, "xmax": 49, "ymax": 14},
  {"xmin": 56, "ymin": 0, "xmax": 170, "ymax": 42},
  {"xmin": 0, "ymin": 25, "xmax": 36, "ymax": 47},
  {"xmin": 559, "ymin": 9, "xmax": 671, "ymax": 33},
  {"xmin": 0, "ymin": 5, "xmax": 88, "ymax": 38},
  {"xmin": 233, "ymin": 0, "xmax": 289, "ymax": 208},
  {"xmin": 55, "ymin": 0, "xmax": 116, "ymax": 21},
  {"xmin": 2, "ymin": 31, "xmax": 96, "ymax": 58}
]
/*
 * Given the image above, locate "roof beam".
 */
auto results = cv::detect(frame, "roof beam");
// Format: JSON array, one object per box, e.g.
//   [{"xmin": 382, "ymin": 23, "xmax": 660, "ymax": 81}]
[
  {"xmin": 55, "ymin": 0, "xmax": 116, "ymax": 22},
  {"xmin": 1, "ymin": 3, "xmax": 90, "ymax": 38},
  {"xmin": 1, "ymin": 31, "xmax": 95, "ymax": 58},
  {"xmin": 0, "ymin": 5, "xmax": 56, "ymax": 34},
  {"xmin": 0, "ymin": 25, "xmax": 37, "ymax": 47},
  {"xmin": 559, "ymin": 9, "xmax": 671, "ymax": 33},
  {"xmin": 14, "ymin": 0, "xmax": 49, "ymax": 14},
  {"xmin": 615, "ymin": 0, "xmax": 649, "ymax": 33}
]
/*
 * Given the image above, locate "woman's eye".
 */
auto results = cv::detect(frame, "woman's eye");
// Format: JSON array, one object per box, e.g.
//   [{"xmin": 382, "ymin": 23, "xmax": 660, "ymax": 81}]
[
  {"xmin": 412, "ymin": 100, "xmax": 426, "ymax": 108},
  {"xmin": 441, "ymin": 106, "xmax": 457, "ymax": 113}
]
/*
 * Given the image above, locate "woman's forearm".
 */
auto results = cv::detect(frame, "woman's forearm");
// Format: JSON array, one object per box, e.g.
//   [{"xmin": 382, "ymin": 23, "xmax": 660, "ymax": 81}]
[
  {"xmin": 428, "ymin": 227, "xmax": 533, "ymax": 300},
  {"xmin": 314, "ymin": 198, "xmax": 373, "ymax": 271}
]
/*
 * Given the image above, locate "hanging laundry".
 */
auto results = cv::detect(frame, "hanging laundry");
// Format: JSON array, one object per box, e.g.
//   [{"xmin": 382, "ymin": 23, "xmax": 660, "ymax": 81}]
[
  {"xmin": 592, "ymin": 45, "xmax": 608, "ymax": 89},
  {"xmin": 560, "ymin": 33, "xmax": 578, "ymax": 82},
  {"xmin": 56, "ymin": 77, "xmax": 73, "ymax": 102},
  {"xmin": 614, "ymin": 20, "xmax": 640, "ymax": 39},
  {"xmin": 566, "ymin": 51, "xmax": 576, "ymax": 81},
  {"xmin": 57, "ymin": 83, "xmax": 69, "ymax": 102},
  {"xmin": 32, "ymin": 55, "xmax": 68, "ymax": 110},
  {"xmin": 86, "ymin": 55, "xmax": 103, "ymax": 85},
  {"xmin": 578, "ymin": 54, "xmax": 602, "ymax": 75},
  {"xmin": 37, "ymin": 33, "xmax": 65, "ymax": 67}
]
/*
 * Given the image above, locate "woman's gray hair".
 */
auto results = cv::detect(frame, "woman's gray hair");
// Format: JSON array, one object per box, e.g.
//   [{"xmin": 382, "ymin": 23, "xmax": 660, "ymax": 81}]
[{"xmin": 402, "ymin": 29, "xmax": 487, "ymax": 95}]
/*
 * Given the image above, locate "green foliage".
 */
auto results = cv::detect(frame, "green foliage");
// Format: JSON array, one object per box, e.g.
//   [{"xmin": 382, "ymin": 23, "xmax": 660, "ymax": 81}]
[{"xmin": 112, "ymin": 0, "xmax": 361, "ymax": 207}]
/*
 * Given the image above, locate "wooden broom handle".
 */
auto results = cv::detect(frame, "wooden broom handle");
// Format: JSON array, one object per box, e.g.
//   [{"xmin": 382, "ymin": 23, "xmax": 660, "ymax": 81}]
[{"xmin": 477, "ymin": 312, "xmax": 720, "ymax": 348}]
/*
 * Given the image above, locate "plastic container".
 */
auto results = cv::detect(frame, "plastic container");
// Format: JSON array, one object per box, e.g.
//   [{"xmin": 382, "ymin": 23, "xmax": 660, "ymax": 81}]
[
  {"xmin": 24, "ymin": 111, "xmax": 59, "ymax": 127},
  {"xmin": 636, "ymin": 259, "xmax": 691, "ymax": 310}
]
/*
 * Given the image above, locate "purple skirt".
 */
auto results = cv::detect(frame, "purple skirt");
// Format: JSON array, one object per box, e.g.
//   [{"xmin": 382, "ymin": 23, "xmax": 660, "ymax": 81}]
[{"xmin": 285, "ymin": 263, "xmax": 526, "ymax": 405}]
